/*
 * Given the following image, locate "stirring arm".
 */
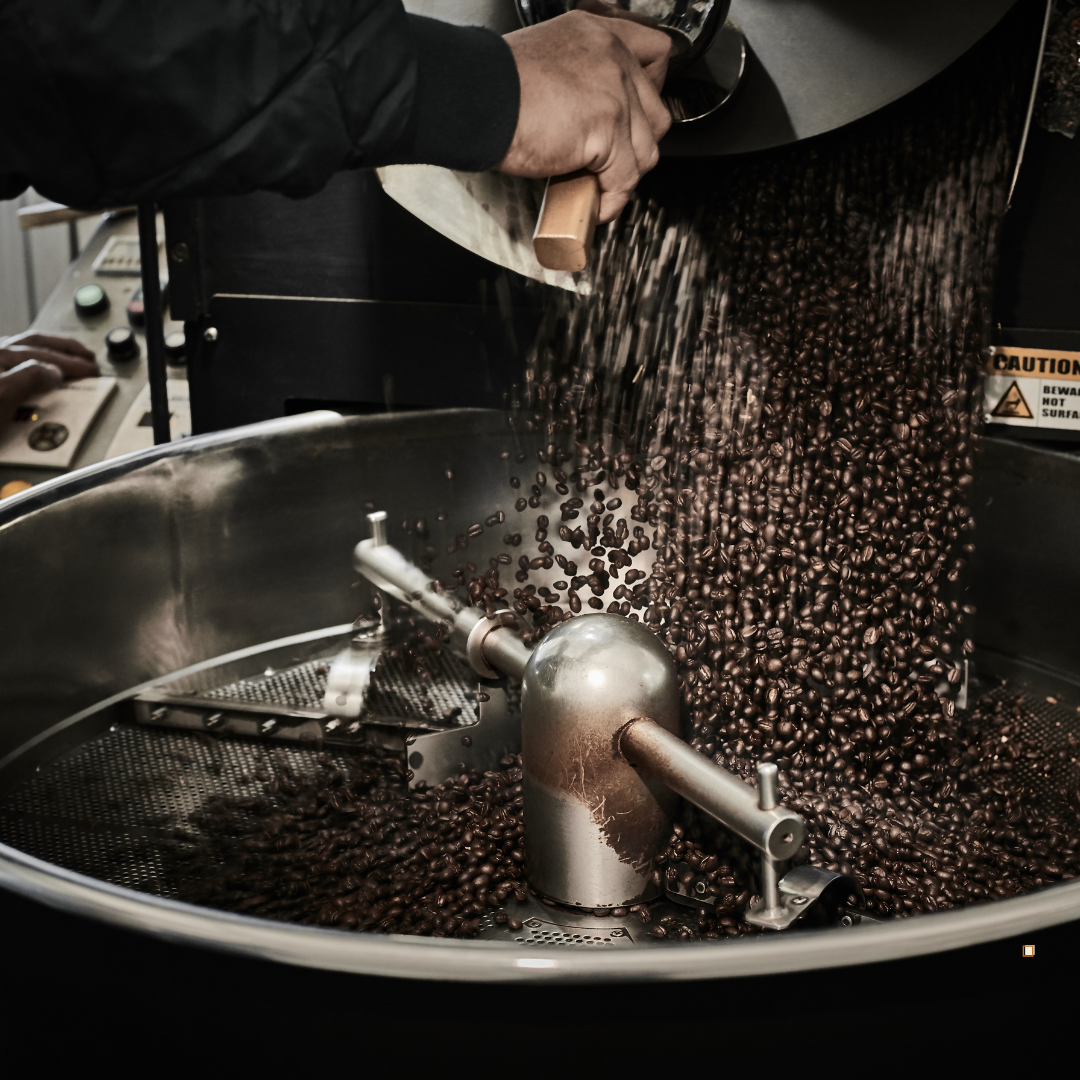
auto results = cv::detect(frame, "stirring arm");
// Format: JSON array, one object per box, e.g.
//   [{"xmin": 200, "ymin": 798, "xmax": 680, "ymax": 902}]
[{"xmin": 352, "ymin": 511, "xmax": 531, "ymax": 680}]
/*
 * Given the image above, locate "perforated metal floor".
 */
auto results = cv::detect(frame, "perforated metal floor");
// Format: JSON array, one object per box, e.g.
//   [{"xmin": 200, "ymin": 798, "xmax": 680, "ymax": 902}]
[
  {"xmin": 980, "ymin": 685, "xmax": 1080, "ymax": 812},
  {"xmin": 0, "ymin": 724, "xmax": 343, "ymax": 897},
  {"xmin": 202, "ymin": 648, "xmax": 478, "ymax": 723}
]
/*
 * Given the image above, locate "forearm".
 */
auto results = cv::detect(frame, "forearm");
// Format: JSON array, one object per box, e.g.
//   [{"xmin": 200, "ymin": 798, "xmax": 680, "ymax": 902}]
[
  {"xmin": 381, "ymin": 15, "xmax": 520, "ymax": 173},
  {"xmin": 0, "ymin": 1, "xmax": 520, "ymax": 208}
]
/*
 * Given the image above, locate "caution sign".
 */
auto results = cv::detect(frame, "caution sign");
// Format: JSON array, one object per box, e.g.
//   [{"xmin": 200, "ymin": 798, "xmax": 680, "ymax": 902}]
[
  {"xmin": 985, "ymin": 345, "xmax": 1080, "ymax": 432},
  {"xmin": 987, "ymin": 345, "xmax": 1080, "ymax": 381},
  {"xmin": 990, "ymin": 380, "xmax": 1033, "ymax": 419}
]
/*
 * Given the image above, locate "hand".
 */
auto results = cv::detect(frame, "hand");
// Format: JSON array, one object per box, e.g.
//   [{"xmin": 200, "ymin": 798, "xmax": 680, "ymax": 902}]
[
  {"xmin": 498, "ymin": 10, "xmax": 672, "ymax": 223},
  {"xmin": 0, "ymin": 332, "xmax": 99, "ymax": 436}
]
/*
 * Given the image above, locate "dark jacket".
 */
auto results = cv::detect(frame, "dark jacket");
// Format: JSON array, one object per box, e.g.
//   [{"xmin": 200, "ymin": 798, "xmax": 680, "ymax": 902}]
[{"xmin": 0, "ymin": 1, "xmax": 520, "ymax": 208}]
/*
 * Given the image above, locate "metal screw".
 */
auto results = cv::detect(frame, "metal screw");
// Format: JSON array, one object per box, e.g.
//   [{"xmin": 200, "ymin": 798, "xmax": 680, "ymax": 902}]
[
  {"xmin": 171, "ymin": 242, "xmax": 189, "ymax": 263},
  {"xmin": 461, "ymin": 735, "xmax": 472, "ymax": 747},
  {"xmin": 695, "ymin": 881, "xmax": 707, "ymax": 894},
  {"xmin": 791, "ymin": 895, "xmax": 809, "ymax": 905},
  {"xmin": 609, "ymin": 928, "xmax": 628, "ymax": 938},
  {"xmin": 840, "ymin": 914, "xmax": 854, "ymax": 927},
  {"xmin": 151, "ymin": 707, "xmax": 167, "ymax": 722},
  {"xmin": 525, "ymin": 919, "xmax": 543, "ymax": 928},
  {"xmin": 204, "ymin": 326, "xmax": 218, "ymax": 342}
]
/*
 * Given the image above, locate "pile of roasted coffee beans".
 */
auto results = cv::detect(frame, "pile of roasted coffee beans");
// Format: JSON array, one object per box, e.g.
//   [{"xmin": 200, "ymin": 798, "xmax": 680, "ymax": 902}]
[
  {"xmin": 654, "ymin": 692, "xmax": 1080, "ymax": 924},
  {"xmin": 157, "ymin": 748, "xmax": 528, "ymax": 936}
]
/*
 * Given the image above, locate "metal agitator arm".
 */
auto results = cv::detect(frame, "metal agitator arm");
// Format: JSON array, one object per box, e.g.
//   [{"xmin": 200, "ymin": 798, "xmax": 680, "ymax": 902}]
[{"xmin": 352, "ymin": 512, "xmax": 815, "ymax": 928}]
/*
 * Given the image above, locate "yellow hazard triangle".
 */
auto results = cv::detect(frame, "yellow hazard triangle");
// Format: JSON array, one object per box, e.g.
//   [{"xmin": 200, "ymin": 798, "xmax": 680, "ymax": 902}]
[{"xmin": 991, "ymin": 380, "xmax": 1033, "ymax": 419}]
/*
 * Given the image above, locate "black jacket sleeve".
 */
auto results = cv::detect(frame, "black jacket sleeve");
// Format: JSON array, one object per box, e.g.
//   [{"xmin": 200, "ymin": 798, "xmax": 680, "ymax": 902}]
[{"xmin": 0, "ymin": 1, "xmax": 520, "ymax": 208}]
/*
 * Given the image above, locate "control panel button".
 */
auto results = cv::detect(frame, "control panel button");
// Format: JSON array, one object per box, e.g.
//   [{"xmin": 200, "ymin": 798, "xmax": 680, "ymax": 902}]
[
  {"xmin": 127, "ymin": 287, "xmax": 145, "ymax": 329},
  {"xmin": 164, "ymin": 330, "xmax": 186, "ymax": 363},
  {"xmin": 74, "ymin": 283, "xmax": 109, "ymax": 318},
  {"xmin": 105, "ymin": 326, "xmax": 140, "ymax": 363}
]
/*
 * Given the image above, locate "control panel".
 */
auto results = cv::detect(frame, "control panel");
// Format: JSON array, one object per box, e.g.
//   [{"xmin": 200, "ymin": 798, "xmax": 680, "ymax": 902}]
[{"xmin": 0, "ymin": 211, "xmax": 189, "ymax": 494}]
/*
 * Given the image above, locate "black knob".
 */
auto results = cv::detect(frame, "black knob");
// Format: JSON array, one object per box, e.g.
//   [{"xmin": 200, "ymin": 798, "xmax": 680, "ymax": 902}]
[
  {"xmin": 164, "ymin": 330, "xmax": 187, "ymax": 363},
  {"xmin": 105, "ymin": 326, "xmax": 140, "ymax": 363},
  {"xmin": 74, "ymin": 283, "xmax": 109, "ymax": 318}
]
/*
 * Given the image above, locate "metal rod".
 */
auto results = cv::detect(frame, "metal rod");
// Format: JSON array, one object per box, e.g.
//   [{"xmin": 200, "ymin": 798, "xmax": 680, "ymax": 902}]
[
  {"xmin": 1007, "ymin": 0, "xmax": 1054, "ymax": 209},
  {"xmin": 137, "ymin": 201, "xmax": 171, "ymax": 445},
  {"xmin": 757, "ymin": 760, "xmax": 779, "ymax": 811},
  {"xmin": 20, "ymin": 218, "xmax": 38, "ymax": 322},
  {"xmin": 67, "ymin": 219, "xmax": 79, "ymax": 263},
  {"xmin": 353, "ymin": 519, "xmax": 533, "ymax": 680},
  {"xmin": 620, "ymin": 718, "xmax": 805, "ymax": 859},
  {"xmin": 478, "ymin": 625, "xmax": 530, "ymax": 682},
  {"xmin": 368, "ymin": 510, "xmax": 388, "ymax": 547},
  {"xmin": 757, "ymin": 762, "xmax": 782, "ymax": 914}
]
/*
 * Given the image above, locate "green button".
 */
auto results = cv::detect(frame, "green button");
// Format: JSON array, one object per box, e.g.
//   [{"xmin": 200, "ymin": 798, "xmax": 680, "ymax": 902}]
[{"xmin": 74, "ymin": 282, "xmax": 109, "ymax": 316}]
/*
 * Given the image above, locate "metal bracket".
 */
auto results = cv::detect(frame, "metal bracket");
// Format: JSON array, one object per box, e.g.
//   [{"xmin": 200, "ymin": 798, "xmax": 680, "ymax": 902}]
[
  {"xmin": 322, "ymin": 626, "xmax": 384, "ymax": 719},
  {"xmin": 665, "ymin": 861, "xmax": 721, "ymax": 907},
  {"xmin": 746, "ymin": 865, "xmax": 865, "ymax": 930},
  {"xmin": 402, "ymin": 680, "xmax": 520, "ymax": 788}
]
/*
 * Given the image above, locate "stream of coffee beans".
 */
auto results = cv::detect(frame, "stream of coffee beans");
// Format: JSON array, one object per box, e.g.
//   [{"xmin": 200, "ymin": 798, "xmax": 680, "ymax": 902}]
[
  {"xmin": 152, "ymin": 14, "xmax": 1080, "ymax": 935},
  {"xmin": 470, "ymin": 18, "xmax": 1080, "ymax": 923}
]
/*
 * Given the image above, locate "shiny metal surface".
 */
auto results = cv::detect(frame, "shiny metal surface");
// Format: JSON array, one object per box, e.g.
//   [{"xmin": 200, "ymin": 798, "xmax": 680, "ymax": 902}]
[
  {"xmin": 520, "ymin": 614, "xmax": 680, "ymax": 907},
  {"xmin": 354, "ymin": 523, "xmax": 485, "ymax": 656},
  {"xmin": 0, "ymin": 409, "xmax": 1078, "ymax": 980},
  {"xmin": 404, "ymin": 682, "xmax": 522, "ymax": 788},
  {"xmin": 620, "ymin": 719, "xmax": 804, "ymax": 860},
  {"xmin": 352, "ymin": 519, "xmax": 532, "ymax": 680},
  {"xmin": 747, "ymin": 761, "xmax": 785, "ymax": 928},
  {"xmin": 469, "ymin": 619, "xmax": 531, "ymax": 682},
  {"xmin": 0, "ymin": 408, "xmax": 526, "ymax": 764},
  {"xmin": 350, "ymin": 537, "xmax": 806, "ymax": 913},
  {"xmin": 662, "ymin": 18, "xmax": 746, "ymax": 124},
  {"xmin": 516, "ymin": 0, "xmax": 730, "ymax": 71}
]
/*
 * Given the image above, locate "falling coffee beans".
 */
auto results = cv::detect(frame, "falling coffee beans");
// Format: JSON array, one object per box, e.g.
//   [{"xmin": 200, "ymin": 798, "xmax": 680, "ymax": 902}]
[{"xmin": 147, "ymin": 27, "xmax": 1080, "ymax": 939}]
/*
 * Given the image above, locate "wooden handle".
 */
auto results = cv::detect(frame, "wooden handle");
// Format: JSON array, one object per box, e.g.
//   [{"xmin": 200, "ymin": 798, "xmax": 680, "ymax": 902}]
[{"xmin": 533, "ymin": 171, "xmax": 601, "ymax": 272}]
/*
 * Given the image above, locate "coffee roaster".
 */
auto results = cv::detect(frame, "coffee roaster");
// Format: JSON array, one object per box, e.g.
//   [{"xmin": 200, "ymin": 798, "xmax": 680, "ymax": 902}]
[{"xmin": 2, "ymin": 0, "xmax": 1079, "ymax": 985}]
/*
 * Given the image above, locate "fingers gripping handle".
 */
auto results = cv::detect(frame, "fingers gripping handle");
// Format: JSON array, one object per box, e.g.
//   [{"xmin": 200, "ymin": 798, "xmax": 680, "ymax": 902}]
[{"xmin": 533, "ymin": 171, "xmax": 601, "ymax": 272}]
